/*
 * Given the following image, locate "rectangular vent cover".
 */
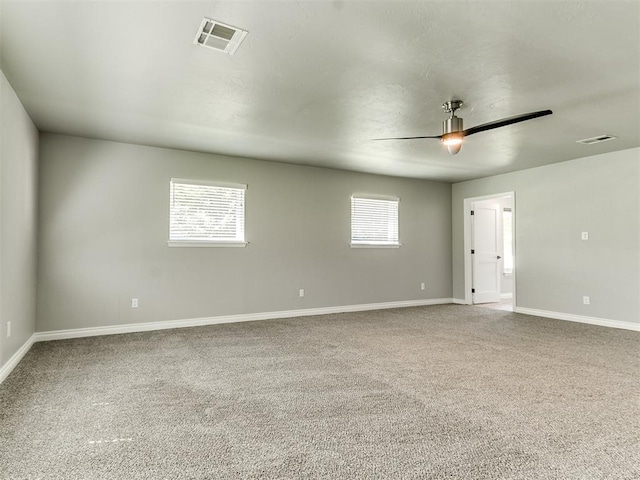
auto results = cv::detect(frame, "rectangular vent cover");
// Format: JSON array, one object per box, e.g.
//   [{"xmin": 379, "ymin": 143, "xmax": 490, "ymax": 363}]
[
  {"xmin": 576, "ymin": 135, "xmax": 617, "ymax": 145},
  {"xmin": 194, "ymin": 18, "xmax": 248, "ymax": 55}
]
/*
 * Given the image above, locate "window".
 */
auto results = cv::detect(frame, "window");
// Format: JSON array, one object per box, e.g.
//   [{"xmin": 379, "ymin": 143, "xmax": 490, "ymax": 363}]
[
  {"xmin": 350, "ymin": 195, "xmax": 400, "ymax": 247},
  {"xmin": 503, "ymin": 208, "xmax": 513, "ymax": 273},
  {"xmin": 169, "ymin": 178, "xmax": 246, "ymax": 247}
]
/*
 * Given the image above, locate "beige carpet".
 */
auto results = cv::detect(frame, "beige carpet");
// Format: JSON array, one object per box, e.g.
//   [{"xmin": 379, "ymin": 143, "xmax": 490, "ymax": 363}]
[{"xmin": 1, "ymin": 305, "xmax": 639, "ymax": 479}]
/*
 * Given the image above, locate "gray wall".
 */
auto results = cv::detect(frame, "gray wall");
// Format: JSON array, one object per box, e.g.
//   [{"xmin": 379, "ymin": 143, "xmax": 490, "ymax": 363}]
[
  {"xmin": 452, "ymin": 148, "xmax": 640, "ymax": 324},
  {"xmin": 0, "ymin": 70, "xmax": 38, "ymax": 367},
  {"xmin": 37, "ymin": 134, "xmax": 452, "ymax": 332}
]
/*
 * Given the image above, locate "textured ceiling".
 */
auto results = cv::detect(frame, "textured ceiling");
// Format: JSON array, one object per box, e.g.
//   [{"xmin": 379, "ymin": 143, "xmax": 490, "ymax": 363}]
[{"xmin": 1, "ymin": 0, "xmax": 638, "ymax": 182}]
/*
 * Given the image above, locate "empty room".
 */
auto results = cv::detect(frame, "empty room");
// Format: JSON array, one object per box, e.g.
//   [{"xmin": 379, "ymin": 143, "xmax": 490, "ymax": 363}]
[{"xmin": 1, "ymin": 1, "xmax": 639, "ymax": 478}]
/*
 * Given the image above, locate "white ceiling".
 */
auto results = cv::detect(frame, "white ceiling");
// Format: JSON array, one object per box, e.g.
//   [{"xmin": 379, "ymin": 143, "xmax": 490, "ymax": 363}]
[{"xmin": 1, "ymin": 0, "xmax": 638, "ymax": 182}]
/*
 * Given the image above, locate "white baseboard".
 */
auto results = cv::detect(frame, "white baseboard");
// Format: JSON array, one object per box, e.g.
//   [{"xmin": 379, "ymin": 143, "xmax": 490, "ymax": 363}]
[
  {"xmin": 452, "ymin": 298, "xmax": 468, "ymax": 305},
  {"xmin": 0, "ymin": 334, "xmax": 35, "ymax": 384},
  {"xmin": 500, "ymin": 293, "xmax": 513, "ymax": 300},
  {"xmin": 514, "ymin": 307, "xmax": 640, "ymax": 332},
  {"xmin": 34, "ymin": 298, "xmax": 454, "ymax": 342}
]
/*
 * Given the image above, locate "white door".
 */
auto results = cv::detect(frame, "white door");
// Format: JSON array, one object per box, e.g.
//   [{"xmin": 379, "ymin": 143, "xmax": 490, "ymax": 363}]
[{"xmin": 472, "ymin": 204, "xmax": 501, "ymax": 304}]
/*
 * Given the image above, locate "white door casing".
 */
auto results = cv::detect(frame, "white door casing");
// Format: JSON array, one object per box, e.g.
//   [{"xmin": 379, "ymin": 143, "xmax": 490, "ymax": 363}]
[{"xmin": 472, "ymin": 204, "xmax": 501, "ymax": 304}]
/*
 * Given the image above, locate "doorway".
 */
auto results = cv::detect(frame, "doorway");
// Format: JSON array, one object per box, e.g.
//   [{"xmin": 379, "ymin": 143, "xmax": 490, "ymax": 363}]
[{"xmin": 463, "ymin": 192, "xmax": 515, "ymax": 311}]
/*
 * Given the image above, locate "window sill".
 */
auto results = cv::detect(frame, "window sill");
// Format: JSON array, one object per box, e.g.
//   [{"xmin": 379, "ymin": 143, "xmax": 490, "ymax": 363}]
[
  {"xmin": 168, "ymin": 241, "xmax": 248, "ymax": 248},
  {"xmin": 350, "ymin": 243, "xmax": 401, "ymax": 249}
]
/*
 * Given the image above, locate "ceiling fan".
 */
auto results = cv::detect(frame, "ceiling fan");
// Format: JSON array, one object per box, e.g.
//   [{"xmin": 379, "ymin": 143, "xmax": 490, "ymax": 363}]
[{"xmin": 376, "ymin": 100, "xmax": 552, "ymax": 155}]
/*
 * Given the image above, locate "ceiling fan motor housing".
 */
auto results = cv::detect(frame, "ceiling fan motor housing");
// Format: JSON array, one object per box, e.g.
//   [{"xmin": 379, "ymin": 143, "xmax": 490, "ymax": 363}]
[{"xmin": 443, "ymin": 115, "xmax": 463, "ymax": 135}]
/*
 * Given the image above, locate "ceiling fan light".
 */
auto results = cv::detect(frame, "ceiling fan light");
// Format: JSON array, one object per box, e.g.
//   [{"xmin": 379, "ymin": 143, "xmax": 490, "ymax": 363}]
[
  {"xmin": 442, "ymin": 136, "xmax": 462, "ymax": 146},
  {"xmin": 447, "ymin": 143, "xmax": 463, "ymax": 155},
  {"xmin": 442, "ymin": 133, "xmax": 463, "ymax": 154}
]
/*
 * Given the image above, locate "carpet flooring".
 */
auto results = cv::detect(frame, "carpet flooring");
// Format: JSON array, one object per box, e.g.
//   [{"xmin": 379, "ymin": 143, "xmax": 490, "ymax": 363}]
[{"xmin": 1, "ymin": 305, "xmax": 639, "ymax": 479}]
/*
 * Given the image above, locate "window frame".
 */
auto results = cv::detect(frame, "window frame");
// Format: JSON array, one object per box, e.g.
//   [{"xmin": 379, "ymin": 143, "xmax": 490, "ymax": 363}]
[
  {"xmin": 168, "ymin": 178, "xmax": 248, "ymax": 248},
  {"xmin": 350, "ymin": 194, "xmax": 401, "ymax": 248}
]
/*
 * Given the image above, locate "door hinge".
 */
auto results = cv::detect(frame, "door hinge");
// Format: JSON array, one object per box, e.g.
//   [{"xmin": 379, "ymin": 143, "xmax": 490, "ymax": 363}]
[
  {"xmin": 471, "ymin": 249, "xmax": 475, "ymax": 254},
  {"xmin": 470, "ymin": 210, "xmax": 474, "ymax": 215},
  {"xmin": 472, "ymin": 288, "xmax": 475, "ymax": 293}
]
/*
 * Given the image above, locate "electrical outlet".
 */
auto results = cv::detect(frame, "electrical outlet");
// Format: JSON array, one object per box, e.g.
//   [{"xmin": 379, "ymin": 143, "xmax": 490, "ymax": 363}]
[
  {"xmin": 420, "ymin": 283, "xmax": 426, "ymax": 291},
  {"xmin": 583, "ymin": 296, "xmax": 590, "ymax": 305},
  {"xmin": 299, "ymin": 289, "xmax": 305, "ymax": 298},
  {"xmin": 6, "ymin": 321, "xmax": 11, "ymax": 338},
  {"xmin": 131, "ymin": 298, "xmax": 139, "ymax": 308},
  {"xmin": 581, "ymin": 232, "xmax": 589, "ymax": 240}
]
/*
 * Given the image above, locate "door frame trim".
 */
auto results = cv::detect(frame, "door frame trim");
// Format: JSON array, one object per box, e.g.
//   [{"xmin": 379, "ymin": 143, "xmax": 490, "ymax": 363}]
[{"xmin": 463, "ymin": 191, "xmax": 516, "ymax": 306}]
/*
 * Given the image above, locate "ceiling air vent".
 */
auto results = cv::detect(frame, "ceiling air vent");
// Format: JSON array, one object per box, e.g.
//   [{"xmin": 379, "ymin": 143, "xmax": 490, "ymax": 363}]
[
  {"xmin": 194, "ymin": 18, "xmax": 248, "ymax": 55},
  {"xmin": 576, "ymin": 135, "xmax": 617, "ymax": 145}
]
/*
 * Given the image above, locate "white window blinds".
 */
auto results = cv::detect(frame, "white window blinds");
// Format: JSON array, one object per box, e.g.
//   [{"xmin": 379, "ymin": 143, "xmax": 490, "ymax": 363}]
[
  {"xmin": 170, "ymin": 179, "xmax": 246, "ymax": 244},
  {"xmin": 351, "ymin": 196, "xmax": 399, "ymax": 246}
]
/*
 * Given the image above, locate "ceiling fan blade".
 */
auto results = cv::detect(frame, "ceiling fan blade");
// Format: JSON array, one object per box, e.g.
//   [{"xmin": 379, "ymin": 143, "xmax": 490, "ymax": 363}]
[
  {"xmin": 463, "ymin": 110, "xmax": 552, "ymax": 137},
  {"xmin": 374, "ymin": 135, "xmax": 442, "ymax": 141}
]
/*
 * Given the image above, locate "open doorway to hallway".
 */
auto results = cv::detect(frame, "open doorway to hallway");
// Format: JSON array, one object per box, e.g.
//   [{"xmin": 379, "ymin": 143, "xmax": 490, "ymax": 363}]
[{"xmin": 463, "ymin": 192, "xmax": 515, "ymax": 312}]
